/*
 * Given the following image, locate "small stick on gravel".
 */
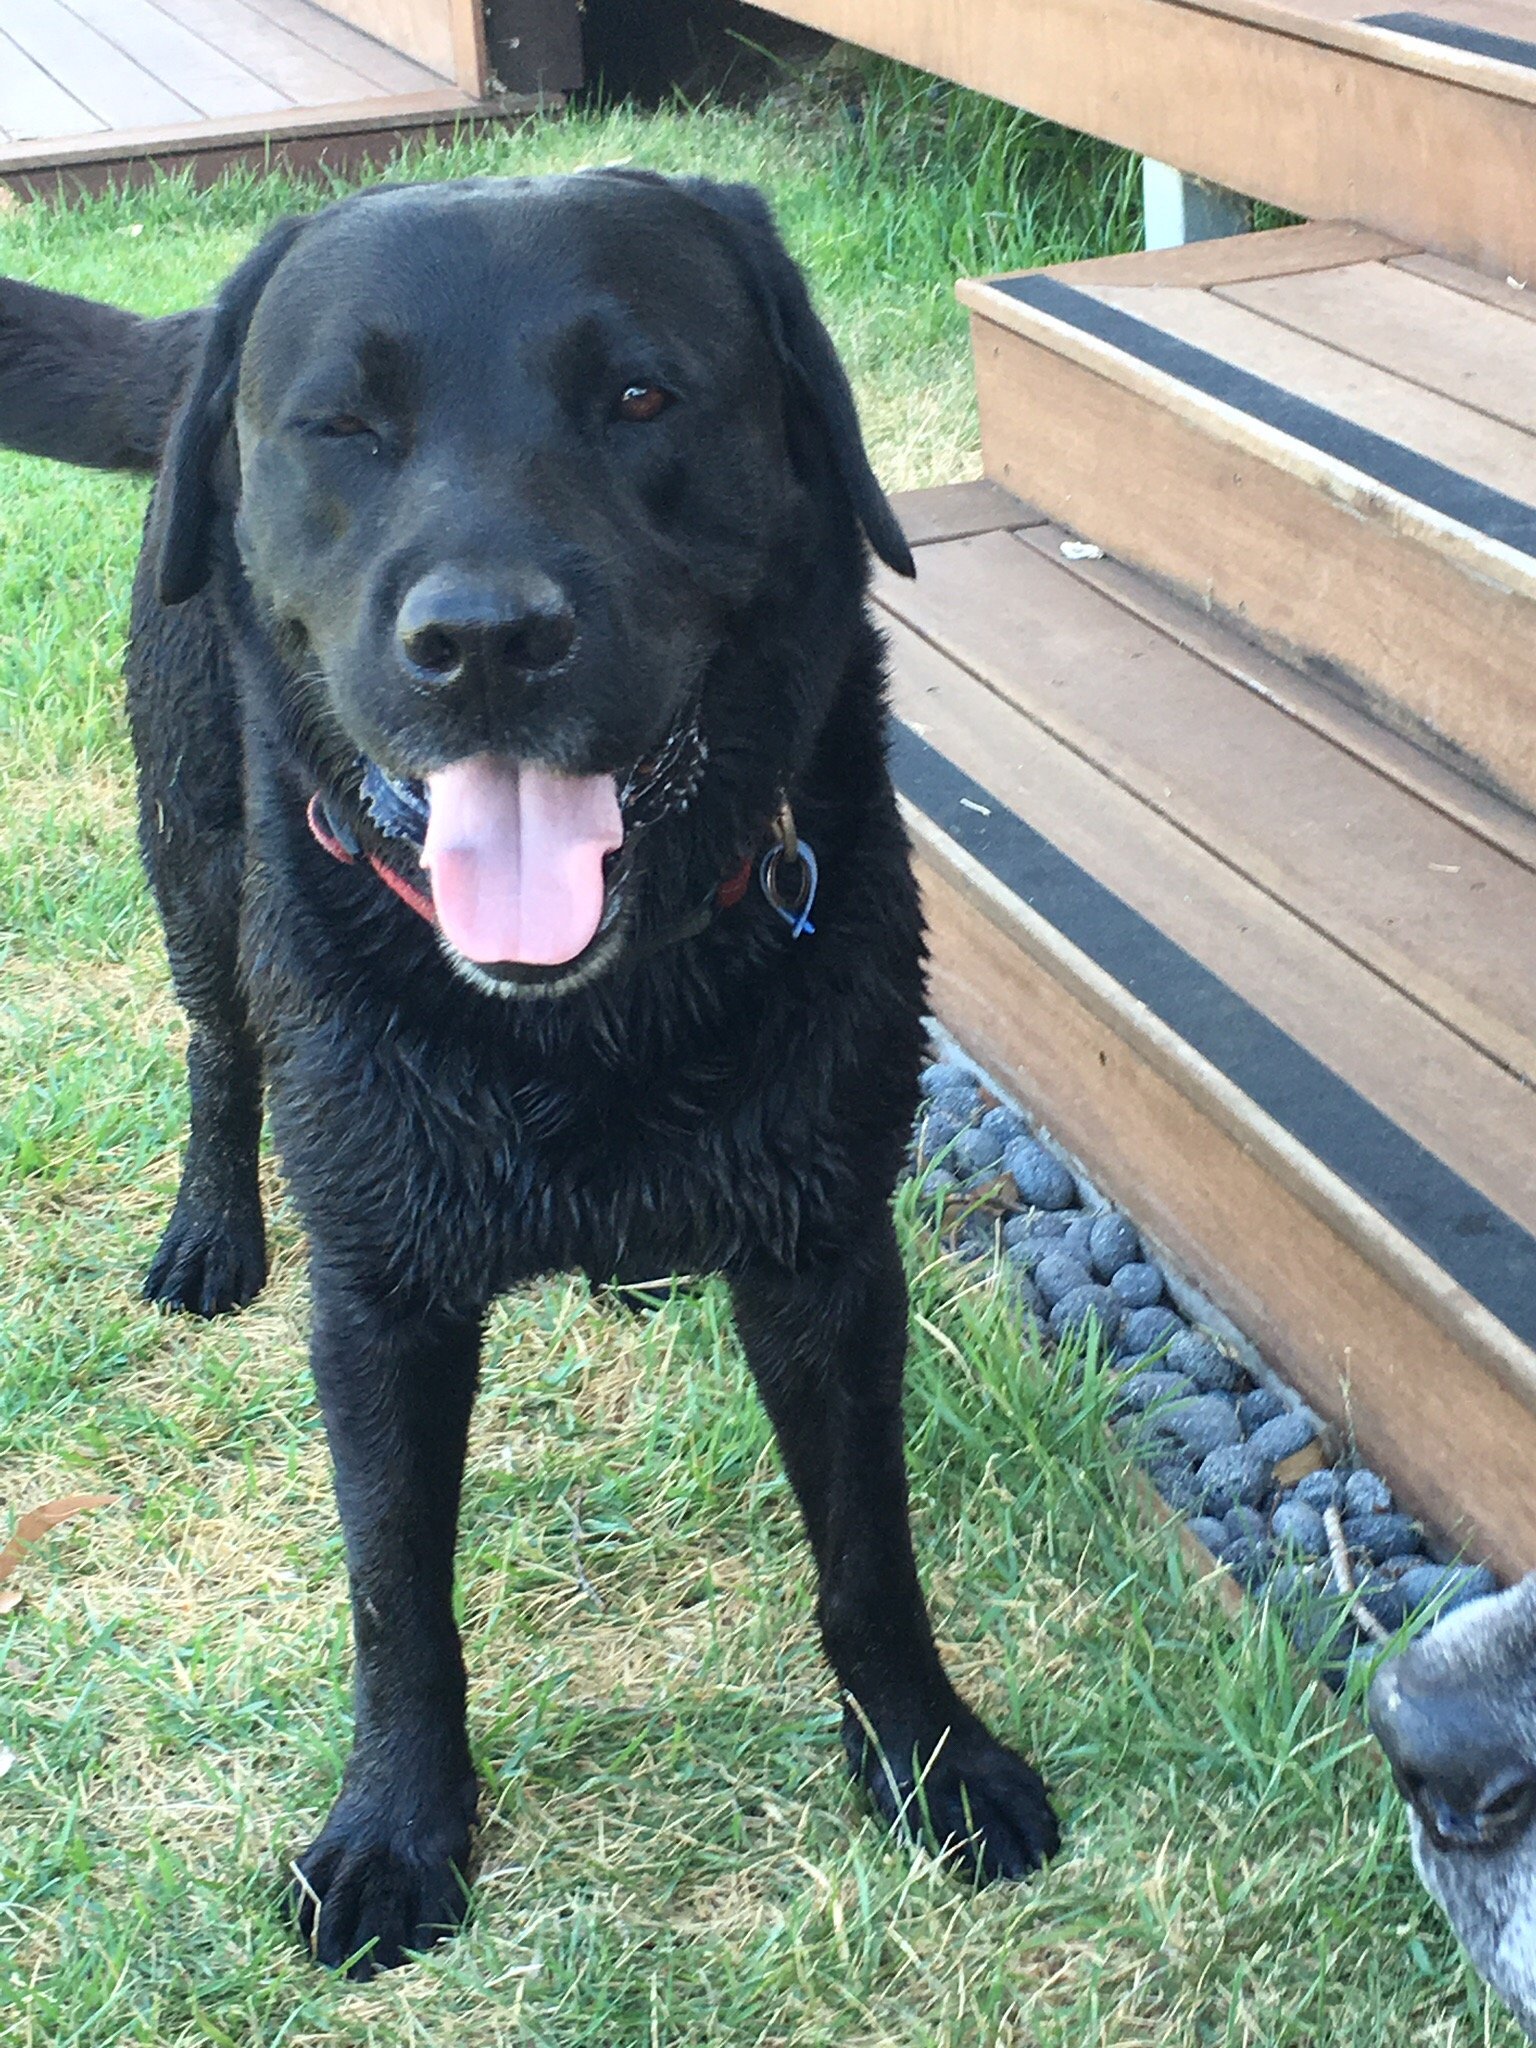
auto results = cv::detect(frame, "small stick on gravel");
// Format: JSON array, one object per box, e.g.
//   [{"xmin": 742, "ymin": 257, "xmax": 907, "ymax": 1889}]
[{"xmin": 1323, "ymin": 1503, "xmax": 1392, "ymax": 1645}]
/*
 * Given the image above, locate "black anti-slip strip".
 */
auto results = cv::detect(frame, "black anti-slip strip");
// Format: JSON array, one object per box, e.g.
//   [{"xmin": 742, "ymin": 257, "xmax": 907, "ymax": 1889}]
[
  {"xmin": 888, "ymin": 722, "xmax": 1536, "ymax": 1348},
  {"xmin": 991, "ymin": 273, "xmax": 1536, "ymax": 559},
  {"xmin": 1362, "ymin": 10, "xmax": 1536, "ymax": 72}
]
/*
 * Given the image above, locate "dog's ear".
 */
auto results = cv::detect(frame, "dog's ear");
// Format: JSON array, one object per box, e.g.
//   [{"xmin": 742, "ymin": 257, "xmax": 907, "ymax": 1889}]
[
  {"xmin": 673, "ymin": 177, "xmax": 916, "ymax": 579},
  {"xmin": 156, "ymin": 215, "xmax": 310, "ymax": 605}
]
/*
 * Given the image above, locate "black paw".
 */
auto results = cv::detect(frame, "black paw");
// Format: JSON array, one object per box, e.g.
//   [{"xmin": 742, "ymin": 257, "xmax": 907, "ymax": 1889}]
[
  {"xmin": 293, "ymin": 1781, "xmax": 478, "ymax": 1979},
  {"xmin": 143, "ymin": 1197, "xmax": 266, "ymax": 1317},
  {"xmin": 843, "ymin": 1703, "xmax": 1060, "ymax": 1883}
]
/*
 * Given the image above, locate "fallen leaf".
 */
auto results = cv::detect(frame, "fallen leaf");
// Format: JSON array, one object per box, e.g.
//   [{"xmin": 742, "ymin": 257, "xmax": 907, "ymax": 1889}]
[
  {"xmin": 0, "ymin": 1495, "xmax": 115, "ymax": 1588},
  {"xmin": 0, "ymin": 1589, "xmax": 23, "ymax": 1617}
]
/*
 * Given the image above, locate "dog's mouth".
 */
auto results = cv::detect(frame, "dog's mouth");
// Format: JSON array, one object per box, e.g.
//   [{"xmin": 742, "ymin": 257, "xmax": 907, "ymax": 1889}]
[
  {"xmin": 354, "ymin": 707, "xmax": 707, "ymax": 994},
  {"xmin": 423, "ymin": 756, "xmax": 624, "ymax": 969}
]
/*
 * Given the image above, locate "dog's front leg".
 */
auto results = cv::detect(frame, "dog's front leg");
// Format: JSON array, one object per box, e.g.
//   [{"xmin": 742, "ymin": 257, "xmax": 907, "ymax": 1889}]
[
  {"xmin": 293, "ymin": 1265, "xmax": 483, "ymax": 1977},
  {"xmin": 731, "ymin": 1218, "xmax": 1061, "ymax": 1881}
]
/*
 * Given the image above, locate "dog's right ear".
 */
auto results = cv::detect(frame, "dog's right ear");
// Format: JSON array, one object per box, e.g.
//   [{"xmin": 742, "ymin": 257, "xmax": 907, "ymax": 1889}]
[{"xmin": 157, "ymin": 216, "xmax": 309, "ymax": 605}]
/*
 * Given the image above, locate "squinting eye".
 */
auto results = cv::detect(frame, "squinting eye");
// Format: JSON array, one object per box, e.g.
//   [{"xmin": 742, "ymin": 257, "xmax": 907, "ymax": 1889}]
[
  {"xmin": 616, "ymin": 385, "xmax": 670, "ymax": 424},
  {"xmin": 318, "ymin": 415, "xmax": 380, "ymax": 446}
]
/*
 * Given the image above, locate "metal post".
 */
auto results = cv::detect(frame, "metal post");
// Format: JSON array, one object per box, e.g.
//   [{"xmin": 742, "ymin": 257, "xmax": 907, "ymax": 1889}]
[{"xmin": 1142, "ymin": 160, "xmax": 1254, "ymax": 249}]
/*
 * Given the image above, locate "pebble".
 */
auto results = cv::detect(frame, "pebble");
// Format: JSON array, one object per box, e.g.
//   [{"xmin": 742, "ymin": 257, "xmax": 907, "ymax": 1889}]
[
  {"xmin": 1004, "ymin": 1268, "xmax": 1043, "ymax": 1322},
  {"xmin": 1225, "ymin": 1505, "xmax": 1268, "ymax": 1547},
  {"xmin": 1343, "ymin": 1469, "xmax": 1393, "ymax": 1519},
  {"xmin": 1238, "ymin": 1388, "xmax": 1285, "ymax": 1433},
  {"xmin": 979, "ymin": 1104, "xmax": 1026, "ymax": 1145},
  {"xmin": 1395, "ymin": 1563, "xmax": 1498, "ymax": 1616},
  {"xmin": 914, "ymin": 1105, "xmax": 963, "ymax": 1150},
  {"xmin": 1006, "ymin": 1211, "xmax": 1063, "ymax": 1249},
  {"xmin": 1293, "ymin": 1469, "xmax": 1344, "ymax": 1513},
  {"xmin": 914, "ymin": 1163, "xmax": 957, "ymax": 1199},
  {"xmin": 1222, "ymin": 1537, "xmax": 1270, "ymax": 1590},
  {"xmin": 1164, "ymin": 1394, "xmax": 1244, "ymax": 1456},
  {"xmin": 1113, "ymin": 1370, "xmax": 1193, "ymax": 1415},
  {"xmin": 1186, "ymin": 1515, "xmax": 1230, "ymax": 1555},
  {"xmin": 1166, "ymin": 1330, "xmax": 1242, "ymax": 1394},
  {"xmin": 1034, "ymin": 1253, "xmax": 1095, "ymax": 1309},
  {"xmin": 1119, "ymin": 1306, "xmax": 1185, "ymax": 1358},
  {"xmin": 1271, "ymin": 1501, "xmax": 1328, "ymax": 1556},
  {"xmin": 1342, "ymin": 1513, "xmax": 1424, "ymax": 1565},
  {"xmin": 1088, "ymin": 1212, "xmax": 1141, "ymax": 1280},
  {"xmin": 1048, "ymin": 1284, "xmax": 1124, "ymax": 1344},
  {"xmin": 1002, "ymin": 1138, "xmax": 1077, "ymax": 1211},
  {"xmin": 1146, "ymin": 1457, "xmax": 1201, "ymax": 1516},
  {"xmin": 1110, "ymin": 1262, "xmax": 1164, "ymax": 1308},
  {"xmin": 951, "ymin": 1124, "xmax": 1006, "ymax": 1175},
  {"xmin": 919, "ymin": 1062, "xmax": 970, "ymax": 1099},
  {"xmin": 1193, "ymin": 1444, "xmax": 1272, "ymax": 1515},
  {"xmin": 1246, "ymin": 1412, "xmax": 1319, "ymax": 1469}
]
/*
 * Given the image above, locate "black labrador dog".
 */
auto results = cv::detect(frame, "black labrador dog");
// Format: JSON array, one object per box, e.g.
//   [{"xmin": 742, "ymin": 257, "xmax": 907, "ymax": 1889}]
[{"xmin": 0, "ymin": 169, "xmax": 1058, "ymax": 1975}]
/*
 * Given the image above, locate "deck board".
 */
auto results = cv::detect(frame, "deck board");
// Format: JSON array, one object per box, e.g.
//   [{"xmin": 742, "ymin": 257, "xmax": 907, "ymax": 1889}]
[
  {"xmin": 1217, "ymin": 260, "xmax": 1536, "ymax": 435},
  {"xmin": 5, "ymin": 0, "xmax": 200, "ymax": 128},
  {"xmin": 0, "ymin": 24, "xmax": 105, "ymax": 139},
  {"xmin": 0, "ymin": 0, "xmax": 449, "ymax": 149},
  {"xmin": 881, "ymin": 526, "xmax": 1536, "ymax": 1091}
]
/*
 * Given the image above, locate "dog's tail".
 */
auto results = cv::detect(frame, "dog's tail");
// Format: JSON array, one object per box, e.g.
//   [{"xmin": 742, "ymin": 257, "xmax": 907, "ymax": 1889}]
[{"xmin": 0, "ymin": 276, "xmax": 206, "ymax": 473}]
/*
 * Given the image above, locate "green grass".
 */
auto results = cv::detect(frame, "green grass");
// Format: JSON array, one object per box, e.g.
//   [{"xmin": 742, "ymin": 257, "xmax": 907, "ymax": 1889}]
[{"xmin": 0, "ymin": 66, "xmax": 1515, "ymax": 2048}]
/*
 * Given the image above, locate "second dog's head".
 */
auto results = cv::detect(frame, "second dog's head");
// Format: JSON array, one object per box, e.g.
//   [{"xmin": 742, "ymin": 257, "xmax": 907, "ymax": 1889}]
[{"xmin": 1370, "ymin": 1574, "xmax": 1536, "ymax": 2039}]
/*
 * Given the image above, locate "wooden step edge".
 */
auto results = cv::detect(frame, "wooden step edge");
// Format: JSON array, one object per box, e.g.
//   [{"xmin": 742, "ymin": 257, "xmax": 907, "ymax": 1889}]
[
  {"xmin": 1005, "ymin": 521, "xmax": 1536, "ymax": 882},
  {"xmin": 893, "ymin": 777, "xmax": 1536, "ymax": 1579},
  {"xmin": 957, "ymin": 271, "xmax": 1536, "ymax": 602},
  {"xmin": 1195, "ymin": 0, "xmax": 1536, "ymax": 105}
]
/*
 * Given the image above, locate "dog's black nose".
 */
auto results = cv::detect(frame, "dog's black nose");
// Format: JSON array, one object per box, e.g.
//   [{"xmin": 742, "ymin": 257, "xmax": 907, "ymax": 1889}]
[
  {"xmin": 397, "ymin": 569, "xmax": 576, "ymax": 688},
  {"xmin": 1369, "ymin": 1664, "xmax": 1536, "ymax": 1852}
]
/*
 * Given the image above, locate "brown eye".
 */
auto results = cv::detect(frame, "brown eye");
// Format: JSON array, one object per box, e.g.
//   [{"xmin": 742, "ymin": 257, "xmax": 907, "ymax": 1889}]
[
  {"xmin": 319, "ymin": 415, "xmax": 379, "ymax": 445},
  {"xmin": 616, "ymin": 385, "xmax": 670, "ymax": 424}
]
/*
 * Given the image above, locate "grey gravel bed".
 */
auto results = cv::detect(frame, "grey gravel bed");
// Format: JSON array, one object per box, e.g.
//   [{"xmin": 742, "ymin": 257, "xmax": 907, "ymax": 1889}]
[{"xmin": 908, "ymin": 1046, "xmax": 1496, "ymax": 1688}]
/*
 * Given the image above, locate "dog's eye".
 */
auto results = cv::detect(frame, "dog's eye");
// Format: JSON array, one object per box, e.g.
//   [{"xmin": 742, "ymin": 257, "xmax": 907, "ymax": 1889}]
[
  {"xmin": 615, "ymin": 385, "xmax": 671, "ymax": 424},
  {"xmin": 316, "ymin": 415, "xmax": 381, "ymax": 451}
]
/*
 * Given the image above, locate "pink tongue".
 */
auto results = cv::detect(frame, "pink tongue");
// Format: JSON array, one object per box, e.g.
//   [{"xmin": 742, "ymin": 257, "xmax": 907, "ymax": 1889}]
[{"xmin": 422, "ymin": 756, "xmax": 623, "ymax": 967}]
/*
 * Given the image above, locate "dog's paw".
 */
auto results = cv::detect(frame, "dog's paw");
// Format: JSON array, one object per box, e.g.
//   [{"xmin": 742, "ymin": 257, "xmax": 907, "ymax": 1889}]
[
  {"xmin": 292, "ymin": 1783, "xmax": 477, "ymax": 1979},
  {"xmin": 843, "ymin": 1704, "xmax": 1060, "ymax": 1883},
  {"xmin": 143, "ymin": 1199, "xmax": 266, "ymax": 1317}
]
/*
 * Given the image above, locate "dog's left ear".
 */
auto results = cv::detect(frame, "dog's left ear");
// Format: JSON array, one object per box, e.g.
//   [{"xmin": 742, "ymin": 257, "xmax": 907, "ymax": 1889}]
[
  {"xmin": 674, "ymin": 177, "xmax": 916, "ymax": 579},
  {"xmin": 156, "ymin": 214, "xmax": 311, "ymax": 605}
]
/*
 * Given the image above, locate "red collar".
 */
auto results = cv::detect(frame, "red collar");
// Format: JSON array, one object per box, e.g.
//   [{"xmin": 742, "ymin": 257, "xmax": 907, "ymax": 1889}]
[{"xmin": 306, "ymin": 790, "xmax": 755, "ymax": 933}]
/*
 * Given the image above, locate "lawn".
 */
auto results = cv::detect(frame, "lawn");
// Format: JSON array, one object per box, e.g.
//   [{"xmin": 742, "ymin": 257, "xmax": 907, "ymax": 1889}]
[{"xmin": 0, "ymin": 62, "xmax": 1516, "ymax": 2047}]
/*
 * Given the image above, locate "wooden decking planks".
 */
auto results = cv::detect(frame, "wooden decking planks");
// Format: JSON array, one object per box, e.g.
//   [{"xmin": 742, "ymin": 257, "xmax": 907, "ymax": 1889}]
[
  {"xmin": 0, "ymin": 0, "xmax": 448, "ymax": 147},
  {"xmin": 878, "ymin": 532, "xmax": 1536, "ymax": 1197},
  {"xmin": 963, "ymin": 228, "xmax": 1536, "ymax": 815},
  {"xmin": 885, "ymin": 481, "xmax": 1536, "ymax": 1572}
]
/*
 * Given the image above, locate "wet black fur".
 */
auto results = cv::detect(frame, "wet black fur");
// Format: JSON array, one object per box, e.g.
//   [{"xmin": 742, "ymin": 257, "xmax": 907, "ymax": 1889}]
[{"xmin": 1, "ymin": 172, "xmax": 1059, "ymax": 1977}]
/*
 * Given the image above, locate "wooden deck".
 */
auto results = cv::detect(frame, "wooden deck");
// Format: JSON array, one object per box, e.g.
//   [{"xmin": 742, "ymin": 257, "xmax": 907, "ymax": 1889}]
[
  {"xmin": 0, "ymin": 0, "xmax": 452, "ymax": 146},
  {"xmin": 887, "ymin": 477, "xmax": 1536, "ymax": 1577}
]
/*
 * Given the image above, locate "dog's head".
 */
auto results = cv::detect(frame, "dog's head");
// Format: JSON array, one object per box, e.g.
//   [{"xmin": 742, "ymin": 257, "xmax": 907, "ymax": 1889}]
[
  {"xmin": 1369, "ymin": 1575, "xmax": 1536, "ymax": 2037},
  {"xmin": 154, "ymin": 170, "xmax": 910, "ymax": 997}
]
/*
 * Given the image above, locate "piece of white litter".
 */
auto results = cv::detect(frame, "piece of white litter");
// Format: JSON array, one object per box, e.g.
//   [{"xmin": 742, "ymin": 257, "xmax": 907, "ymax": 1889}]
[
  {"xmin": 959, "ymin": 797, "xmax": 992, "ymax": 816},
  {"xmin": 1508, "ymin": 276, "xmax": 1527, "ymax": 291},
  {"xmin": 0, "ymin": 1745, "xmax": 16, "ymax": 1778},
  {"xmin": 1060, "ymin": 540, "xmax": 1104, "ymax": 561},
  {"xmin": 1429, "ymin": 863, "xmax": 1461, "ymax": 873}
]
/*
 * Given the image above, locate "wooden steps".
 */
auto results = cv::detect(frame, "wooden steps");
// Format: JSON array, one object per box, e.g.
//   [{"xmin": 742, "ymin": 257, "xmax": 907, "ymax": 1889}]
[
  {"xmin": 960, "ymin": 224, "xmax": 1536, "ymax": 813},
  {"xmin": 884, "ymin": 482, "xmax": 1536, "ymax": 1577},
  {"xmin": 757, "ymin": 0, "xmax": 1536, "ymax": 281}
]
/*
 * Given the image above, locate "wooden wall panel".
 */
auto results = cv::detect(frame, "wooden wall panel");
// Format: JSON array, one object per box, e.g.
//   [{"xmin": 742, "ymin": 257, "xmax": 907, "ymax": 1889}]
[{"xmin": 313, "ymin": 0, "xmax": 483, "ymax": 90}]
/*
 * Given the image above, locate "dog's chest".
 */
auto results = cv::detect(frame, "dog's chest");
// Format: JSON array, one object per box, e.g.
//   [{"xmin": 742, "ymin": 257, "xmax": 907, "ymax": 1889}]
[{"xmin": 270, "ymin": 1010, "xmax": 857, "ymax": 1299}]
